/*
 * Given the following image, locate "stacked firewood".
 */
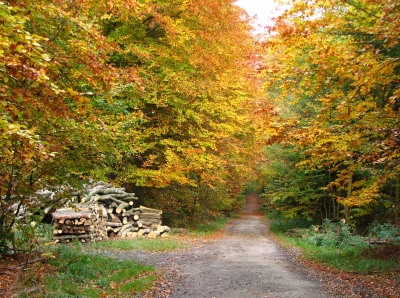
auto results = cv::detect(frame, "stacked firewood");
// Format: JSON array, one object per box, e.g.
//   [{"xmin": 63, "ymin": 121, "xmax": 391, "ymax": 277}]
[
  {"xmin": 105, "ymin": 206, "xmax": 168, "ymax": 238},
  {"xmin": 52, "ymin": 203, "xmax": 107, "ymax": 243},
  {"xmin": 80, "ymin": 182, "xmax": 138, "ymax": 211},
  {"xmin": 80, "ymin": 182, "xmax": 169, "ymax": 238},
  {"xmin": 52, "ymin": 182, "xmax": 170, "ymax": 241}
]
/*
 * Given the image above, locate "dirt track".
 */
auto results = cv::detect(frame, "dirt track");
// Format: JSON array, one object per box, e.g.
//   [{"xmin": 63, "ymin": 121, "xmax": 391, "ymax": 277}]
[{"xmin": 110, "ymin": 193, "xmax": 337, "ymax": 297}]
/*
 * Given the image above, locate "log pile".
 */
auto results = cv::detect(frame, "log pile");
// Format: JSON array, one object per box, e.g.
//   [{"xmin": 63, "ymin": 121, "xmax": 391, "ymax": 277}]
[
  {"xmin": 52, "ymin": 182, "xmax": 170, "ymax": 241},
  {"xmin": 52, "ymin": 203, "xmax": 107, "ymax": 243},
  {"xmin": 106, "ymin": 206, "xmax": 166, "ymax": 238}
]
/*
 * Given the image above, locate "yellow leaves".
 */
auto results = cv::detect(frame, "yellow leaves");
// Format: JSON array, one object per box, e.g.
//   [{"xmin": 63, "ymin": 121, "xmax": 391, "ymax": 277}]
[
  {"xmin": 258, "ymin": 0, "xmax": 400, "ymax": 215},
  {"xmin": 41, "ymin": 53, "xmax": 51, "ymax": 61},
  {"xmin": 101, "ymin": 13, "xmax": 112, "ymax": 20},
  {"xmin": 15, "ymin": 44, "xmax": 25, "ymax": 53}
]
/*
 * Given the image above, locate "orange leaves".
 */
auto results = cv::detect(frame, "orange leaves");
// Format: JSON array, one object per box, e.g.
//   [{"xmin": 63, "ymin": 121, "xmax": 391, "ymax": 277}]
[
  {"xmin": 0, "ymin": 0, "xmax": 261, "ymax": 220},
  {"xmin": 257, "ymin": 0, "xmax": 400, "ymax": 216}
]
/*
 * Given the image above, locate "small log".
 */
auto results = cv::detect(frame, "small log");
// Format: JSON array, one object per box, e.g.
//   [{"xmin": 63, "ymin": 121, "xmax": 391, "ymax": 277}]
[
  {"xmin": 141, "ymin": 220, "xmax": 162, "ymax": 226},
  {"xmin": 104, "ymin": 222, "xmax": 123, "ymax": 228},
  {"xmin": 122, "ymin": 210, "xmax": 141, "ymax": 217},
  {"xmin": 109, "ymin": 193, "xmax": 131, "ymax": 199},
  {"xmin": 96, "ymin": 195, "xmax": 125, "ymax": 205},
  {"xmin": 138, "ymin": 229, "xmax": 150, "ymax": 237},
  {"xmin": 147, "ymin": 231, "xmax": 161, "ymax": 238},
  {"xmin": 98, "ymin": 206, "xmax": 108, "ymax": 217},
  {"xmin": 83, "ymin": 220, "xmax": 92, "ymax": 226},
  {"xmin": 140, "ymin": 215, "xmax": 162, "ymax": 220},
  {"xmin": 127, "ymin": 232, "xmax": 138, "ymax": 238},
  {"xmin": 121, "ymin": 227, "xmax": 138, "ymax": 237},
  {"xmin": 132, "ymin": 208, "xmax": 144, "ymax": 213},
  {"xmin": 140, "ymin": 206, "xmax": 162, "ymax": 214},
  {"xmin": 116, "ymin": 202, "xmax": 130, "ymax": 214},
  {"xmin": 117, "ymin": 223, "xmax": 133, "ymax": 236},
  {"xmin": 52, "ymin": 212, "xmax": 91, "ymax": 219},
  {"xmin": 109, "ymin": 214, "xmax": 122, "ymax": 224},
  {"xmin": 157, "ymin": 226, "xmax": 170, "ymax": 233},
  {"xmin": 97, "ymin": 188, "xmax": 126, "ymax": 195}
]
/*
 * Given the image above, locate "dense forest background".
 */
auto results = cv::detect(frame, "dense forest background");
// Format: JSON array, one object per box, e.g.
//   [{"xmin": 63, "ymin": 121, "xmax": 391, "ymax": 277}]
[
  {"xmin": 0, "ymin": 0, "xmax": 399, "ymax": 251},
  {"xmin": 258, "ymin": 0, "xmax": 400, "ymax": 232}
]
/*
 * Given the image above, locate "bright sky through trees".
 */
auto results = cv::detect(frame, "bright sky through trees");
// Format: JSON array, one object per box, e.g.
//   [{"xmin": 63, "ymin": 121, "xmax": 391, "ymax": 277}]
[{"xmin": 235, "ymin": 0, "xmax": 281, "ymax": 30}]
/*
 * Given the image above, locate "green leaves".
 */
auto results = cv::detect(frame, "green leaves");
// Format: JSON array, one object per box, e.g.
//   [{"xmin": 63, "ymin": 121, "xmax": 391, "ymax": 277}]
[
  {"xmin": 258, "ymin": 0, "xmax": 400, "ymax": 223},
  {"xmin": 1, "ymin": 0, "xmax": 261, "ymax": 245}
]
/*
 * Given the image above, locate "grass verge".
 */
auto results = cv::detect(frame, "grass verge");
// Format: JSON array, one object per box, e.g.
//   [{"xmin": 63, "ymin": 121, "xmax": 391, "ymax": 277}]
[
  {"xmin": 264, "ymin": 213, "xmax": 400, "ymax": 275},
  {"xmin": 85, "ymin": 236, "xmax": 190, "ymax": 252},
  {"xmin": 187, "ymin": 215, "xmax": 235, "ymax": 237},
  {"xmin": 16, "ymin": 243, "xmax": 156, "ymax": 298},
  {"xmin": 275, "ymin": 234, "xmax": 400, "ymax": 274}
]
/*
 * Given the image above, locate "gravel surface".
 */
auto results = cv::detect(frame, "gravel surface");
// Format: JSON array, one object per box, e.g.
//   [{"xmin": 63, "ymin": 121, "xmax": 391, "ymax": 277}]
[{"xmin": 109, "ymin": 194, "xmax": 337, "ymax": 298}]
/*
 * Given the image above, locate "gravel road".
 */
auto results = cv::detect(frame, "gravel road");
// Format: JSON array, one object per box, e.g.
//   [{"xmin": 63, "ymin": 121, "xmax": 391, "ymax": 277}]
[{"xmin": 109, "ymin": 193, "xmax": 337, "ymax": 298}]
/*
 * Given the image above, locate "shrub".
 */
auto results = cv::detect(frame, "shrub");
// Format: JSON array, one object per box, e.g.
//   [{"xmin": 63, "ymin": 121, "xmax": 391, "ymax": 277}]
[
  {"xmin": 306, "ymin": 219, "xmax": 365, "ymax": 248},
  {"xmin": 368, "ymin": 222, "xmax": 400, "ymax": 243},
  {"xmin": 268, "ymin": 212, "xmax": 314, "ymax": 233}
]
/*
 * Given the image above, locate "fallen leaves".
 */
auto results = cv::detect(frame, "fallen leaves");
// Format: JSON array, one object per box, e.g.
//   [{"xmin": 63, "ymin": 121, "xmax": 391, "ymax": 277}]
[{"xmin": 298, "ymin": 257, "xmax": 400, "ymax": 298}]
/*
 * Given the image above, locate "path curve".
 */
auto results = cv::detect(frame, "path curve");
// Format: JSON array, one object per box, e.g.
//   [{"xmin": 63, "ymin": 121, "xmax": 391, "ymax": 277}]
[{"xmin": 110, "ymin": 194, "xmax": 337, "ymax": 297}]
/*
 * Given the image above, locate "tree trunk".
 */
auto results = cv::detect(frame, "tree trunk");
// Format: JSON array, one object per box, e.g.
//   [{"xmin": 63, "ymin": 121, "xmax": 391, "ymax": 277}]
[
  {"xmin": 191, "ymin": 196, "xmax": 197, "ymax": 219},
  {"xmin": 395, "ymin": 177, "xmax": 399, "ymax": 226},
  {"xmin": 344, "ymin": 174, "xmax": 353, "ymax": 224}
]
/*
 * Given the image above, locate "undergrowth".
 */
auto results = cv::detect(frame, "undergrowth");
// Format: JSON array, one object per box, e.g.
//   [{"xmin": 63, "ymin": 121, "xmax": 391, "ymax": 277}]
[
  {"xmin": 266, "ymin": 210, "xmax": 314, "ymax": 233},
  {"xmin": 16, "ymin": 242, "xmax": 156, "ymax": 298},
  {"xmin": 265, "ymin": 211, "xmax": 400, "ymax": 274}
]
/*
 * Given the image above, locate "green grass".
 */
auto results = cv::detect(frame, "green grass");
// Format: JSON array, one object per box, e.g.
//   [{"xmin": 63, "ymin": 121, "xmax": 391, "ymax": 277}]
[
  {"xmin": 188, "ymin": 216, "xmax": 234, "ymax": 236},
  {"xmin": 85, "ymin": 236, "xmax": 190, "ymax": 252},
  {"xmin": 17, "ymin": 243, "xmax": 156, "ymax": 298},
  {"xmin": 273, "ymin": 232, "xmax": 400, "ymax": 274}
]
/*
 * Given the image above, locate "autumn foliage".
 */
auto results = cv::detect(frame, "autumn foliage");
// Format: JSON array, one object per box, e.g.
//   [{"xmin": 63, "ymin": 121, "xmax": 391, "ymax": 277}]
[
  {"xmin": 0, "ymin": 0, "xmax": 261, "ymax": 250},
  {"xmin": 258, "ymin": 0, "xmax": 400, "ymax": 226}
]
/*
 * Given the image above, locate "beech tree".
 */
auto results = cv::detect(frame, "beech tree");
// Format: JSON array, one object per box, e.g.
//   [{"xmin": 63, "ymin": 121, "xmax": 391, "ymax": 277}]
[
  {"xmin": 1, "ymin": 0, "xmax": 261, "ymax": 249},
  {"xmin": 259, "ymin": 0, "xmax": 400, "ymax": 224}
]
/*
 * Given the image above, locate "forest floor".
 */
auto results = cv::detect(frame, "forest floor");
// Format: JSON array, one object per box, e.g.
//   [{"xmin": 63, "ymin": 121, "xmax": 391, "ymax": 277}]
[{"xmin": 107, "ymin": 193, "xmax": 398, "ymax": 298}]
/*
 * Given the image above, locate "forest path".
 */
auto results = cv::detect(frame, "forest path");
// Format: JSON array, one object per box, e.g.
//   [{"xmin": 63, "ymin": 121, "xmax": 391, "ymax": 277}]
[{"xmin": 110, "ymin": 193, "xmax": 336, "ymax": 297}]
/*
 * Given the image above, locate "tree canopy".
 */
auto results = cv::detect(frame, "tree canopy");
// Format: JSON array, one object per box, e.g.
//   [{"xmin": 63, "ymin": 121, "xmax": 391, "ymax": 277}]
[
  {"xmin": 258, "ymin": 0, "xmax": 399, "ymax": 225},
  {"xmin": 0, "ymin": 0, "xmax": 261, "ymax": 248}
]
